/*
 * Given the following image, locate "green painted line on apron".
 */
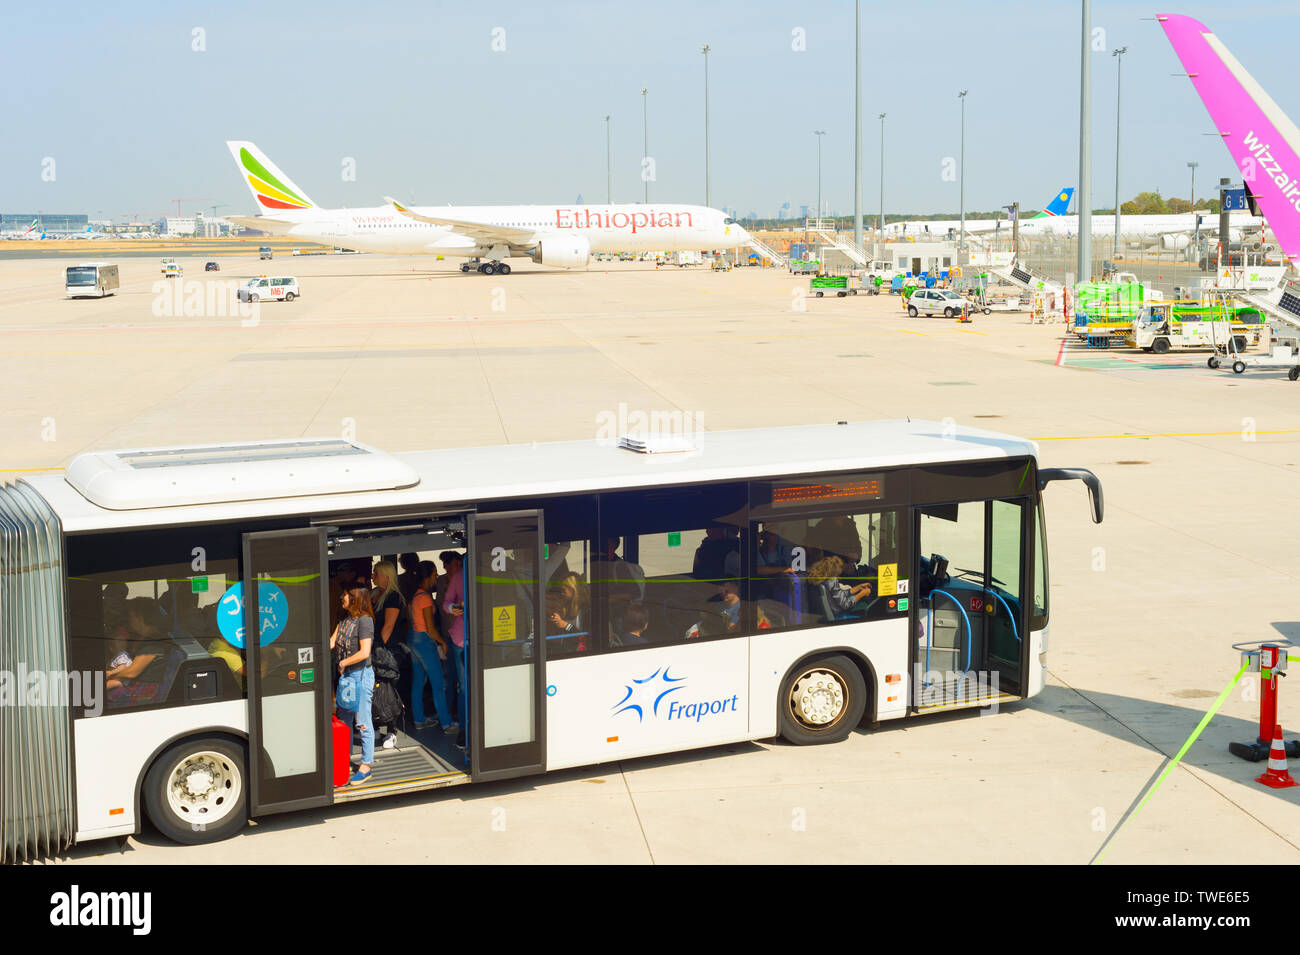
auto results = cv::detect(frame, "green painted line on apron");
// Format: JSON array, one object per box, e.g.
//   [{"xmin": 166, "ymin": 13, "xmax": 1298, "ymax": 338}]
[{"xmin": 1092, "ymin": 662, "xmax": 1248, "ymax": 865}]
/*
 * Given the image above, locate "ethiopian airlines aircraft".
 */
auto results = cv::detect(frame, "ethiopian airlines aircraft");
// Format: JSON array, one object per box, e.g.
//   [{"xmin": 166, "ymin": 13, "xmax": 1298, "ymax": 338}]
[{"xmin": 225, "ymin": 141, "xmax": 749, "ymax": 274}]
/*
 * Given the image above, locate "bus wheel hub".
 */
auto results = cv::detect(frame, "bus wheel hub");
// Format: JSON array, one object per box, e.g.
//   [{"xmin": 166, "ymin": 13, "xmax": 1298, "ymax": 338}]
[
  {"xmin": 184, "ymin": 768, "xmax": 214, "ymax": 798},
  {"xmin": 793, "ymin": 670, "xmax": 844, "ymax": 725}
]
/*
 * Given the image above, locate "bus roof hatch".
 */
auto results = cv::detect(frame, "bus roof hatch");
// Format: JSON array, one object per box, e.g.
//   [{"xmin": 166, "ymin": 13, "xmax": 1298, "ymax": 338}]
[{"xmin": 64, "ymin": 438, "xmax": 420, "ymax": 510}]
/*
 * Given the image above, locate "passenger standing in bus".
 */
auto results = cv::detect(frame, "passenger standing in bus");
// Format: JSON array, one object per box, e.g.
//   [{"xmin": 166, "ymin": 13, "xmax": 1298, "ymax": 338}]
[
  {"xmin": 397, "ymin": 553, "xmax": 421, "ymax": 606},
  {"xmin": 409, "ymin": 561, "xmax": 457, "ymax": 734},
  {"xmin": 439, "ymin": 552, "xmax": 468, "ymax": 755},
  {"xmin": 370, "ymin": 561, "xmax": 409, "ymax": 749},
  {"xmin": 332, "ymin": 586, "xmax": 376, "ymax": 784}
]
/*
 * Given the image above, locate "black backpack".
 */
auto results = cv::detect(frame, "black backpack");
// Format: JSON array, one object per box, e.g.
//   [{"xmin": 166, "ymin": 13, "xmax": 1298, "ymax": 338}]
[
  {"xmin": 371, "ymin": 641, "xmax": 401, "ymax": 682},
  {"xmin": 371, "ymin": 678, "xmax": 404, "ymax": 725}
]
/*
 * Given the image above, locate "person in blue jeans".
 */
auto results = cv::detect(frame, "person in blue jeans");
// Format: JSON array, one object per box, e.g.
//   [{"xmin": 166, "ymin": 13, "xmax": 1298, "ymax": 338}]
[
  {"xmin": 408, "ymin": 561, "xmax": 457, "ymax": 734},
  {"xmin": 440, "ymin": 552, "xmax": 469, "ymax": 763},
  {"xmin": 331, "ymin": 585, "xmax": 376, "ymax": 784}
]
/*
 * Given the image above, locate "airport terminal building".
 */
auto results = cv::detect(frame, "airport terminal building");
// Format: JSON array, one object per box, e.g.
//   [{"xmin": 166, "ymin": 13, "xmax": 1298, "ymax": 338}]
[{"xmin": 1, "ymin": 212, "xmax": 88, "ymax": 233}]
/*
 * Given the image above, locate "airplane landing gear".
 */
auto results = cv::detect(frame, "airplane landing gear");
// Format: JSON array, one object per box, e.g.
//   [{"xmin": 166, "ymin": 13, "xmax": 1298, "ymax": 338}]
[
  {"xmin": 481, "ymin": 262, "xmax": 497, "ymax": 275},
  {"xmin": 497, "ymin": 263, "xmax": 511, "ymax": 275}
]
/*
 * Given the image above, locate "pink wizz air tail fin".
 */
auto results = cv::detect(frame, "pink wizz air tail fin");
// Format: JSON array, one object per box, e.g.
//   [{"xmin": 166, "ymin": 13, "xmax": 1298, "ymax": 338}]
[{"xmin": 1159, "ymin": 14, "xmax": 1300, "ymax": 262}]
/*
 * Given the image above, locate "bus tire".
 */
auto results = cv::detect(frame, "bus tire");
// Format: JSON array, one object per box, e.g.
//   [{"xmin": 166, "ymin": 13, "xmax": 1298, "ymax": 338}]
[
  {"xmin": 907, "ymin": 305, "xmax": 918, "ymax": 317},
  {"xmin": 1234, "ymin": 336, "xmax": 1248, "ymax": 352},
  {"xmin": 1289, "ymin": 366, "xmax": 1300, "ymax": 382},
  {"xmin": 144, "ymin": 736, "xmax": 248, "ymax": 845},
  {"xmin": 778, "ymin": 654, "xmax": 867, "ymax": 745},
  {"xmin": 284, "ymin": 292, "xmax": 295, "ymax": 302},
  {"xmin": 816, "ymin": 291, "xmax": 824, "ymax": 297},
  {"xmin": 1151, "ymin": 338, "xmax": 1171, "ymax": 355}
]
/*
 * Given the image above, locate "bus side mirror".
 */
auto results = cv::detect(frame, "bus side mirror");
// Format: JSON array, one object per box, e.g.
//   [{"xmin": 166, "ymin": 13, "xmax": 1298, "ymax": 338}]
[{"xmin": 1038, "ymin": 468, "xmax": 1104, "ymax": 524}]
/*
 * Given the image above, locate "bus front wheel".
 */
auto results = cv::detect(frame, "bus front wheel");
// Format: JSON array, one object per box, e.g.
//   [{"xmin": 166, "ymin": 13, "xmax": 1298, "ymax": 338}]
[
  {"xmin": 144, "ymin": 736, "xmax": 248, "ymax": 845},
  {"xmin": 779, "ymin": 654, "xmax": 867, "ymax": 745}
]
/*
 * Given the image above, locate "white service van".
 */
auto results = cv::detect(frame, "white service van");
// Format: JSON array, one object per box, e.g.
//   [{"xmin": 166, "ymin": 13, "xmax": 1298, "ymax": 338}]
[{"xmin": 238, "ymin": 275, "xmax": 300, "ymax": 303}]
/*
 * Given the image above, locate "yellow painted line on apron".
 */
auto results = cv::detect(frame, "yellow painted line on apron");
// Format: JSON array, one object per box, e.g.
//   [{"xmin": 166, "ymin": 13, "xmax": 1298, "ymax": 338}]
[{"xmin": 897, "ymin": 329, "xmax": 929, "ymax": 337}]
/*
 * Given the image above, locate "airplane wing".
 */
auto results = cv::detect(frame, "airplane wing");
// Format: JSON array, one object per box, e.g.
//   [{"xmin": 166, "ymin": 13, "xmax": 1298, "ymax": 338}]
[
  {"xmin": 385, "ymin": 198, "xmax": 536, "ymax": 245},
  {"xmin": 226, "ymin": 215, "xmax": 295, "ymax": 235}
]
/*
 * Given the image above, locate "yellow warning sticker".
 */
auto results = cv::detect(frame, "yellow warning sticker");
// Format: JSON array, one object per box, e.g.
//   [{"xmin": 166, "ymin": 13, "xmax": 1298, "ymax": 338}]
[
  {"xmin": 492, "ymin": 605, "xmax": 516, "ymax": 643},
  {"xmin": 878, "ymin": 563, "xmax": 898, "ymax": 597}
]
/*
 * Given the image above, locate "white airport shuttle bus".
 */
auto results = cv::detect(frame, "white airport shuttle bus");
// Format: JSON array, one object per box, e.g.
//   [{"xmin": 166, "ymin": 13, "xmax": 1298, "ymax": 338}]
[
  {"xmin": 0, "ymin": 421, "xmax": 1100, "ymax": 859},
  {"xmin": 64, "ymin": 262, "xmax": 119, "ymax": 298},
  {"xmin": 225, "ymin": 141, "xmax": 750, "ymax": 274}
]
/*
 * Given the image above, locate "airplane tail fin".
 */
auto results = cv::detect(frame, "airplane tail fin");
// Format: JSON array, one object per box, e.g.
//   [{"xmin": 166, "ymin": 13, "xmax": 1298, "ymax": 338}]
[
  {"xmin": 1160, "ymin": 14, "xmax": 1300, "ymax": 262},
  {"xmin": 226, "ymin": 141, "xmax": 316, "ymax": 214},
  {"xmin": 1032, "ymin": 187, "xmax": 1075, "ymax": 219}
]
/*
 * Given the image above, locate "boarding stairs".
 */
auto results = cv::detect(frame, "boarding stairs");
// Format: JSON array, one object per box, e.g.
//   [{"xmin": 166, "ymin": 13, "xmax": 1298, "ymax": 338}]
[
  {"xmin": 746, "ymin": 236, "xmax": 788, "ymax": 268},
  {"xmin": 987, "ymin": 259, "xmax": 1064, "ymax": 296},
  {"xmin": 1235, "ymin": 278, "xmax": 1300, "ymax": 343},
  {"xmin": 814, "ymin": 230, "xmax": 869, "ymax": 267}
]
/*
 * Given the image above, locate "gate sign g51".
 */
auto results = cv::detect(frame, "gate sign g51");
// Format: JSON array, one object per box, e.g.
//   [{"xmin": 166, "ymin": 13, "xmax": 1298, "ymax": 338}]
[{"xmin": 217, "ymin": 580, "xmax": 289, "ymax": 648}]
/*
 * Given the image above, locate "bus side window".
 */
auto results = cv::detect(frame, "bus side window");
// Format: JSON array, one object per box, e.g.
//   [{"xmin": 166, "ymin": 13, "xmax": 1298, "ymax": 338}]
[
  {"xmin": 599, "ymin": 483, "xmax": 749, "ymax": 647},
  {"xmin": 755, "ymin": 508, "xmax": 902, "ymax": 631},
  {"xmin": 65, "ymin": 529, "xmax": 244, "ymax": 716}
]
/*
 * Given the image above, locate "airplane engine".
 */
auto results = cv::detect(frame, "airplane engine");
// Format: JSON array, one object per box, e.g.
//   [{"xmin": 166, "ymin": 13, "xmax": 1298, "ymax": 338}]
[
  {"xmin": 532, "ymin": 235, "xmax": 591, "ymax": 268},
  {"xmin": 1160, "ymin": 233, "xmax": 1191, "ymax": 251}
]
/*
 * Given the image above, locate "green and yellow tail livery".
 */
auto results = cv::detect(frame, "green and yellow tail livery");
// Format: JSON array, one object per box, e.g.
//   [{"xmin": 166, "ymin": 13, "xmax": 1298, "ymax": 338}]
[{"xmin": 226, "ymin": 141, "xmax": 316, "ymax": 213}]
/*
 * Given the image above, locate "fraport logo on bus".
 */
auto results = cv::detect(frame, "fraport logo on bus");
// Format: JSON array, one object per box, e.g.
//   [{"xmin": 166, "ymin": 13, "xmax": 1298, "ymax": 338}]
[{"xmin": 611, "ymin": 666, "xmax": 739, "ymax": 723}]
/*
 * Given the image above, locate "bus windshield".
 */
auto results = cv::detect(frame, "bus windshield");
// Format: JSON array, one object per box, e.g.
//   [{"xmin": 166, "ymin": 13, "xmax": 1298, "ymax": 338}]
[{"xmin": 66, "ymin": 267, "xmax": 98, "ymax": 286}]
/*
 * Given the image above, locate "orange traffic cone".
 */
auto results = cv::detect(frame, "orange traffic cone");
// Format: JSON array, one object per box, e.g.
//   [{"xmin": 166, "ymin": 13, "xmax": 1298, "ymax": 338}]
[{"xmin": 1256, "ymin": 723, "xmax": 1299, "ymax": 789}]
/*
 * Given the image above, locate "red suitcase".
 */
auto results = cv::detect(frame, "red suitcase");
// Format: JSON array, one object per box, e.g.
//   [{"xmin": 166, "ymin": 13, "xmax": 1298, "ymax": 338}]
[{"xmin": 332, "ymin": 716, "xmax": 352, "ymax": 787}]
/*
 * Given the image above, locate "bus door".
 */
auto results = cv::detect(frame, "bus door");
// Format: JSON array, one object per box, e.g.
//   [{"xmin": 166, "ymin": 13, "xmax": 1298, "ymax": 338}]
[
  {"xmin": 242, "ymin": 528, "xmax": 332, "ymax": 815},
  {"xmin": 467, "ymin": 510, "xmax": 546, "ymax": 781},
  {"xmin": 912, "ymin": 498, "xmax": 1030, "ymax": 706}
]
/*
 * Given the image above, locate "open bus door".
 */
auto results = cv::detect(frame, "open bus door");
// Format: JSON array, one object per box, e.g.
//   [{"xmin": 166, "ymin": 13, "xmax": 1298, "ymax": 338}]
[
  {"xmin": 242, "ymin": 528, "xmax": 333, "ymax": 816},
  {"xmin": 468, "ymin": 510, "xmax": 548, "ymax": 781}
]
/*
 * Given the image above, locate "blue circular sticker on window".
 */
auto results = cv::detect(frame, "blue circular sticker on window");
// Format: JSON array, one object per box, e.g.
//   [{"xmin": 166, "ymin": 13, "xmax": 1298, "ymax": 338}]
[{"xmin": 217, "ymin": 580, "xmax": 288, "ymax": 648}]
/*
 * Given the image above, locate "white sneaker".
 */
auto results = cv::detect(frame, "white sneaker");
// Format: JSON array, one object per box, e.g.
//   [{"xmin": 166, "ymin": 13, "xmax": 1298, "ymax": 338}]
[{"xmin": 381, "ymin": 733, "xmax": 397, "ymax": 749}]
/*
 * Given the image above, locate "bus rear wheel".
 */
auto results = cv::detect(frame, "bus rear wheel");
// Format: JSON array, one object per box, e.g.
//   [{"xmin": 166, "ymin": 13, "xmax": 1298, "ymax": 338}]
[
  {"xmin": 144, "ymin": 736, "xmax": 248, "ymax": 845},
  {"xmin": 779, "ymin": 654, "xmax": 867, "ymax": 745}
]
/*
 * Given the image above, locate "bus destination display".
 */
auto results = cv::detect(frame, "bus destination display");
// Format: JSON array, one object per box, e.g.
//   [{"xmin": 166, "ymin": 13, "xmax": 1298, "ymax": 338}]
[{"xmin": 772, "ymin": 475, "xmax": 885, "ymax": 507}]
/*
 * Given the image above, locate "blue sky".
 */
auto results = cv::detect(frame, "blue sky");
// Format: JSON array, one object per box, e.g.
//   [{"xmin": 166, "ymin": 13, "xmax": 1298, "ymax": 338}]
[{"xmin": 2, "ymin": 0, "xmax": 1297, "ymax": 219}]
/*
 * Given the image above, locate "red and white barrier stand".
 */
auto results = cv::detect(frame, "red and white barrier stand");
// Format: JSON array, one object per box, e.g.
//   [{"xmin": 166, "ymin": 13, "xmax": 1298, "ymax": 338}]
[
  {"xmin": 1256, "ymin": 724, "xmax": 1298, "ymax": 789},
  {"xmin": 1229, "ymin": 641, "xmax": 1300, "ymax": 762}
]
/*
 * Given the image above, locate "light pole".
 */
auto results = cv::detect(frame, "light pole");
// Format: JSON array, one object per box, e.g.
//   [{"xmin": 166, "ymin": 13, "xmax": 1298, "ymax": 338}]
[
  {"xmin": 958, "ymin": 89, "xmax": 968, "ymax": 251},
  {"xmin": 604, "ymin": 114, "xmax": 612, "ymax": 204},
  {"xmin": 1078, "ymin": 0, "xmax": 1093, "ymax": 283},
  {"xmin": 854, "ymin": 0, "xmax": 863, "ymax": 252},
  {"xmin": 641, "ymin": 88, "xmax": 649, "ymax": 204},
  {"xmin": 701, "ymin": 44, "xmax": 711, "ymax": 208},
  {"xmin": 1112, "ymin": 46, "xmax": 1126, "ymax": 258},
  {"xmin": 1188, "ymin": 160, "xmax": 1199, "ymax": 259},
  {"xmin": 814, "ymin": 130, "xmax": 826, "ymax": 227},
  {"xmin": 878, "ymin": 113, "xmax": 886, "ymax": 239}
]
